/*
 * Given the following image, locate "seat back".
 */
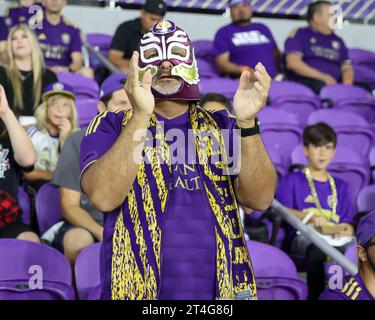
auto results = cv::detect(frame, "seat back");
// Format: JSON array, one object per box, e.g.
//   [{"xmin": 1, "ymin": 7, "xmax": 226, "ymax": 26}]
[
  {"xmin": 199, "ymin": 78, "xmax": 238, "ymax": 100},
  {"xmin": 75, "ymin": 242, "xmax": 101, "ymax": 300},
  {"xmin": 75, "ymin": 98, "xmax": 98, "ymax": 128},
  {"xmin": 357, "ymin": 184, "xmax": 375, "ymax": 212},
  {"xmin": 256, "ymin": 276, "xmax": 308, "ymax": 300},
  {"xmin": 18, "ymin": 187, "xmax": 30, "ymax": 225},
  {"xmin": 35, "ymin": 183, "xmax": 62, "ymax": 235},
  {"xmin": 57, "ymin": 72, "xmax": 99, "ymax": 100}
]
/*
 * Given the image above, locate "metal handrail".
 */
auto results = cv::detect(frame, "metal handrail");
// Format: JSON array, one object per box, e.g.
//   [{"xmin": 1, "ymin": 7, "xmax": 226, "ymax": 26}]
[{"xmin": 271, "ymin": 199, "xmax": 358, "ymax": 276}]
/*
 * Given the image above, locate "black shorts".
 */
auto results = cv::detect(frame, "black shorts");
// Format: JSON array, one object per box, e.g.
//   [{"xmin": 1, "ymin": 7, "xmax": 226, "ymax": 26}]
[
  {"xmin": 54, "ymin": 220, "xmax": 96, "ymax": 253},
  {"xmin": 0, "ymin": 222, "xmax": 34, "ymax": 239}
]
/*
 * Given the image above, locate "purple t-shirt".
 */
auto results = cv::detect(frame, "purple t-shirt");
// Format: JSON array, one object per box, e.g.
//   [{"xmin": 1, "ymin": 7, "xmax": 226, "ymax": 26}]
[
  {"xmin": 285, "ymin": 26, "xmax": 350, "ymax": 81},
  {"xmin": 4, "ymin": 3, "xmax": 44, "ymax": 28},
  {"xmin": 35, "ymin": 17, "xmax": 82, "ymax": 67},
  {"xmin": 213, "ymin": 22, "xmax": 278, "ymax": 78},
  {"xmin": 320, "ymin": 273, "xmax": 374, "ymax": 300},
  {"xmin": 0, "ymin": 17, "xmax": 8, "ymax": 41},
  {"xmin": 276, "ymin": 171, "xmax": 354, "ymax": 244},
  {"xmin": 80, "ymin": 109, "xmax": 237, "ymax": 300}
]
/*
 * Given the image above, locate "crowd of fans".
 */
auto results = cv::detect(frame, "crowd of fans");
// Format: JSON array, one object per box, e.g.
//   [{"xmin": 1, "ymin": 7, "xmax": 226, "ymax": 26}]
[{"xmin": 0, "ymin": 0, "xmax": 374, "ymax": 300}]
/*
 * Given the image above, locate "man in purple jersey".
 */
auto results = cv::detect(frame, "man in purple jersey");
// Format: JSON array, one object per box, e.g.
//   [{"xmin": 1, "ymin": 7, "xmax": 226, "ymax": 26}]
[
  {"xmin": 3, "ymin": 0, "xmax": 43, "ymax": 29},
  {"xmin": 0, "ymin": 17, "xmax": 8, "ymax": 64},
  {"xmin": 320, "ymin": 211, "xmax": 375, "ymax": 300},
  {"xmin": 285, "ymin": 1, "xmax": 354, "ymax": 94},
  {"xmin": 213, "ymin": 0, "xmax": 280, "ymax": 80},
  {"xmin": 80, "ymin": 19, "xmax": 277, "ymax": 300},
  {"xmin": 276, "ymin": 123, "xmax": 355, "ymax": 300},
  {"xmin": 35, "ymin": 0, "xmax": 93, "ymax": 78}
]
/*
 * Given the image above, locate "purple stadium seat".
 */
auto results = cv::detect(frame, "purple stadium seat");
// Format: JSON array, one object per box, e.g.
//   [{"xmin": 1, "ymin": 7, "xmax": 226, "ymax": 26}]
[
  {"xmin": 357, "ymin": 184, "xmax": 375, "ymax": 212},
  {"xmin": 192, "ymin": 40, "xmax": 213, "ymax": 61},
  {"xmin": 0, "ymin": 239, "xmax": 74, "ymax": 300},
  {"xmin": 352, "ymin": 65, "xmax": 375, "ymax": 91},
  {"xmin": 307, "ymin": 109, "xmax": 374, "ymax": 158},
  {"xmin": 196, "ymin": 58, "xmax": 219, "ymax": 79},
  {"xmin": 256, "ymin": 276, "xmax": 308, "ymax": 300},
  {"xmin": 18, "ymin": 187, "xmax": 30, "ymax": 225},
  {"xmin": 266, "ymin": 145, "xmax": 287, "ymax": 180},
  {"xmin": 290, "ymin": 145, "xmax": 370, "ymax": 212},
  {"xmin": 75, "ymin": 242, "xmax": 101, "ymax": 300},
  {"xmin": 370, "ymin": 147, "xmax": 375, "ymax": 183},
  {"xmin": 75, "ymin": 98, "xmax": 98, "ymax": 128},
  {"xmin": 269, "ymin": 81, "xmax": 321, "ymax": 125},
  {"xmin": 35, "ymin": 183, "xmax": 62, "ymax": 235},
  {"xmin": 258, "ymin": 108, "xmax": 303, "ymax": 167},
  {"xmin": 86, "ymin": 33, "xmax": 112, "ymax": 70},
  {"xmin": 57, "ymin": 72, "xmax": 99, "ymax": 100},
  {"xmin": 349, "ymin": 48, "xmax": 375, "ymax": 67},
  {"xmin": 199, "ymin": 78, "xmax": 238, "ymax": 100},
  {"xmin": 246, "ymin": 240, "xmax": 298, "ymax": 278}
]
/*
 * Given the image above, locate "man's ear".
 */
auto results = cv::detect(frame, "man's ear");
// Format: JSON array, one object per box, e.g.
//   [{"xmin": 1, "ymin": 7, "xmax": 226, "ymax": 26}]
[
  {"xmin": 303, "ymin": 145, "xmax": 309, "ymax": 157},
  {"xmin": 358, "ymin": 245, "xmax": 368, "ymax": 263},
  {"xmin": 98, "ymin": 101, "xmax": 106, "ymax": 114}
]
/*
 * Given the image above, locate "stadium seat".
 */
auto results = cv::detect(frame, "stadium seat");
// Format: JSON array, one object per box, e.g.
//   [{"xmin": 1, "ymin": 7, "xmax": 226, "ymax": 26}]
[
  {"xmin": 86, "ymin": 33, "xmax": 112, "ymax": 70},
  {"xmin": 199, "ymin": 77, "xmax": 238, "ymax": 100},
  {"xmin": 35, "ymin": 183, "xmax": 62, "ymax": 235},
  {"xmin": 75, "ymin": 98, "xmax": 99, "ymax": 128},
  {"xmin": 349, "ymin": 48, "xmax": 375, "ymax": 68},
  {"xmin": 246, "ymin": 240, "xmax": 298, "ymax": 278},
  {"xmin": 357, "ymin": 184, "xmax": 375, "ymax": 212},
  {"xmin": 308, "ymin": 109, "xmax": 374, "ymax": 159},
  {"xmin": 320, "ymin": 84, "xmax": 375, "ymax": 123},
  {"xmin": 75, "ymin": 242, "xmax": 101, "ymax": 300},
  {"xmin": 18, "ymin": 187, "xmax": 30, "ymax": 225},
  {"xmin": 370, "ymin": 147, "xmax": 375, "ymax": 183},
  {"xmin": 268, "ymin": 81, "xmax": 320, "ymax": 125},
  {"xmin": 290, "ymin": 145, "xmax": 370, "ymax": 212},
  {"xmin": 196, "ymin": 58, "xmax": 219, "ymax": 79},
  {"xmin": 258, "ymin": 108, "xmax": 303, "ymax": 167},
  {"xmin": 57, "ymin": 72, "xmax": 99, "ymax": 100},
  {"xmin": 266, "ymin": 145, "xmax": 287, "ymax": 181},
  {"xmin": 256, "ymin": 276, "xmax": 308, "ymax": 300},
  {"xmin": 0, "ymin": 239, "xmax": 74, "ymax": 300},
  {"xmin": 192, "ymin": 39, "xmax": 214, "ymax": 62}
]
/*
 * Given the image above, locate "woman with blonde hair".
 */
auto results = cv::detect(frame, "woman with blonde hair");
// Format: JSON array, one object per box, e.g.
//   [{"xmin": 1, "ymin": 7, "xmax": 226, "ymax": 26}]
[
  {"xmin": 0, "ymin": 24, "xmax": 57, "ymax": 120},
  {"xmin": 24, "ymin": 82, "xmax": 79, "ymax": 189}
]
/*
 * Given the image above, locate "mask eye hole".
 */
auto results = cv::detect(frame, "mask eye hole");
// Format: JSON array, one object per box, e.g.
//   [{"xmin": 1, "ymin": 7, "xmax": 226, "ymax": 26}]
[
  {"xmin": 144, "ymin": 48, "xmax": 158, "ymax": 59},
  {"xmin": 171, "ymin": 46, "xmax": 187, "ymax": 57}
]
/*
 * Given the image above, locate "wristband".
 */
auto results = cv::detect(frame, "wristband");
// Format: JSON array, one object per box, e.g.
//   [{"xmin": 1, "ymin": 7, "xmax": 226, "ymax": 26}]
[{"xmin": 235, "ymin": 118, "xmax": 260, "ymax": 137}]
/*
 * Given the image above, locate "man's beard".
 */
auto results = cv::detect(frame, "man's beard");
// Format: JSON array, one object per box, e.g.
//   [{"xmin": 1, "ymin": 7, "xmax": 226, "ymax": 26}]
[
  {"xmin": 152, "ymin": 76, "xmax": 182, "ymax": 95},
  {"xmin": 233, "ymin": 18, "xmax": 251, "ymax": 25}
]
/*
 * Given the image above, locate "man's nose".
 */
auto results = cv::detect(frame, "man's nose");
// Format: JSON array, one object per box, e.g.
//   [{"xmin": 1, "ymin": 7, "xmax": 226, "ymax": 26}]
[{"xmin": 159, "ymin": 60, "xmax": 174, "ymax": 70}]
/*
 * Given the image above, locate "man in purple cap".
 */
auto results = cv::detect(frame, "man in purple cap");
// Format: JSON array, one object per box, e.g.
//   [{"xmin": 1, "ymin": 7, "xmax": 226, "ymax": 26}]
[
  {"xmin": 0, "ymin": 17, "xmax": 8, "ymax": 64},
  {"xmin": 34, "ymin": 0, "xmax": 93, "ymax": 78},
  {"xmin": 52, "ymin": 73, "xmax": 130, "ymax": 268},
  {"xmin": 285, "ymin": 1, "xmax": 354, "ymax": 94},
  {"xmin": 80, "ymin": 19, "xmax": 276, "ymax": 300},
  {"xmin": 320, "ymin": 210, "xmax": 375, "ymax": 300},
  {"xmin": 213, "ymin": 0, "xmax": 280, "ymax": 80},
  {"xmin": 3, "ymin": 0, "xmax": 43, "ymax": 29},
  {"xmin": 109, "ymin": 0, "xmax": 167, "ymax": 73}
]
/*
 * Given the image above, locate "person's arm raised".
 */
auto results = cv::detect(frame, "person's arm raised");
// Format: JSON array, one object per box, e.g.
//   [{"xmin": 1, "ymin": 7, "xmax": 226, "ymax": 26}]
[{"xmin": 81, "ymin": 52, "xmax": 154, "ymax": 212}]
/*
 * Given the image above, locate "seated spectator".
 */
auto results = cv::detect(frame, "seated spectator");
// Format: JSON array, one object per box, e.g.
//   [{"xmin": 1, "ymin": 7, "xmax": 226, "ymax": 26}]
[
  {"xmin": 285, "ymin": 1, "xmax": 354, "ymax": 94},
  {"xmin": 34, "ymin": 0, "xmax": 94, "ymax": 78},
  {"xmin": 276, "ymin": 123, "xmax": 355, "ymax": 300},
  {"xmin": 0, "ymin": 24, "xmax": 57, "ymax": 122},
  {"xmin": 200, "ymin": 93, "xmax": 232, "ymax": 113},
  {"xmin": 3, "ymin": 0, "xmax": 44, "ymax": 29},
  {"xmin": 109, "ymin": 0, "xmax": 167, "ymax": 73},
  {"xmin": 213, "ymin": 0, "xmax": 280, "ymax": 80},
  {"xmin": 320, "ymin": 210, "xmax": 375, "ymax": 300},
  {"xmin": 0, "ymin": 17, "xmax": 8, "ymax": 64},
  {"xmin": 24, "ymin": 82, "xmax": 79, "ymax": 189},
  {"xmin": 52, "ymin": 73, "xmax": 131, "ymax": 266},
  {"xmin": 0, "ymin": 85, "xmax": 39, "ymax": 242}
]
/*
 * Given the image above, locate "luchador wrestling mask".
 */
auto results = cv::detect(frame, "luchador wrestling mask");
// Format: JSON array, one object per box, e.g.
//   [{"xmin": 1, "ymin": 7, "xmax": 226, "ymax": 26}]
[{"xmin": 139, "ymin": 19, "xmax": 200, "ymax": 101}]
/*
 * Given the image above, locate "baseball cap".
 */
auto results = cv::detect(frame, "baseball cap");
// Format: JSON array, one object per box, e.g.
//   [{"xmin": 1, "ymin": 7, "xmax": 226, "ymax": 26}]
[
  {"xmin": 228, "ymin": 0, "xmax": 251, "ymax": 8},
  {"xmin": 143, "ymin": 0, "xmax": 167, "ymax": 16},
  {"xmin": 100, "ymin": 73, "xmax": 127, "ymax": 100},
  {"xmin": 356, "ymin": 210, "xmax": 375, "ymax": 247},
  {"xmin": 42, "ymin": 82, "xmax": 75, "ymax": 102}
]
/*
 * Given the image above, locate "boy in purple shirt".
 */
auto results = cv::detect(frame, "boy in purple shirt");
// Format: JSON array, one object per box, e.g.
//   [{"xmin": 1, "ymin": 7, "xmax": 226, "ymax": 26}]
[
  {"xmin": 213, "ymin": 0, "xmax": 280, "ymax": 80},
  {"xmin": 320, "ymin": 211, "xmax": 375, "ymax": 300},
  {"xmin": 276, "ymin": 122, "xmax": 355, "ymax": 300},
  {"xmin": 3, "ymin": 0, "xmax": 43, "ymax": 29},
  {"xmin": 285, "ymin": 1, "xmax": 354, "ymax": 93},
  {"xmin": 35, "ymin": 0, "xmax": 93, "ymax": 78}
]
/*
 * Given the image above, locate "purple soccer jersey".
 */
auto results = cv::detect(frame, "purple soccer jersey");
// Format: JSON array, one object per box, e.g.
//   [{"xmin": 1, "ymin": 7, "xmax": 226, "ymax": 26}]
[
  {"xmin": 320, "ymin": 273, "xmax": 375, "ymax": 300},
  {"xmin": 80, "ymin": 109, "xmax": 238, "ymax": 300},
  {"xmin": 0, "ymin": 17, "xmax": 8, "ymax": 41},
  {"xmin": 35, "ymin": 17, "xmax": 82, "ymax": 67},
  {"xmin": 213, "ymin": 22, "xmax": 278, "ymax": 78},
  {"xmin": 4, "ymin": 3, "xmax": 44, "ymax": 28},
  {"xmin": 285, "ymin": 26, "xmax": 350, "ymax": 81}
]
